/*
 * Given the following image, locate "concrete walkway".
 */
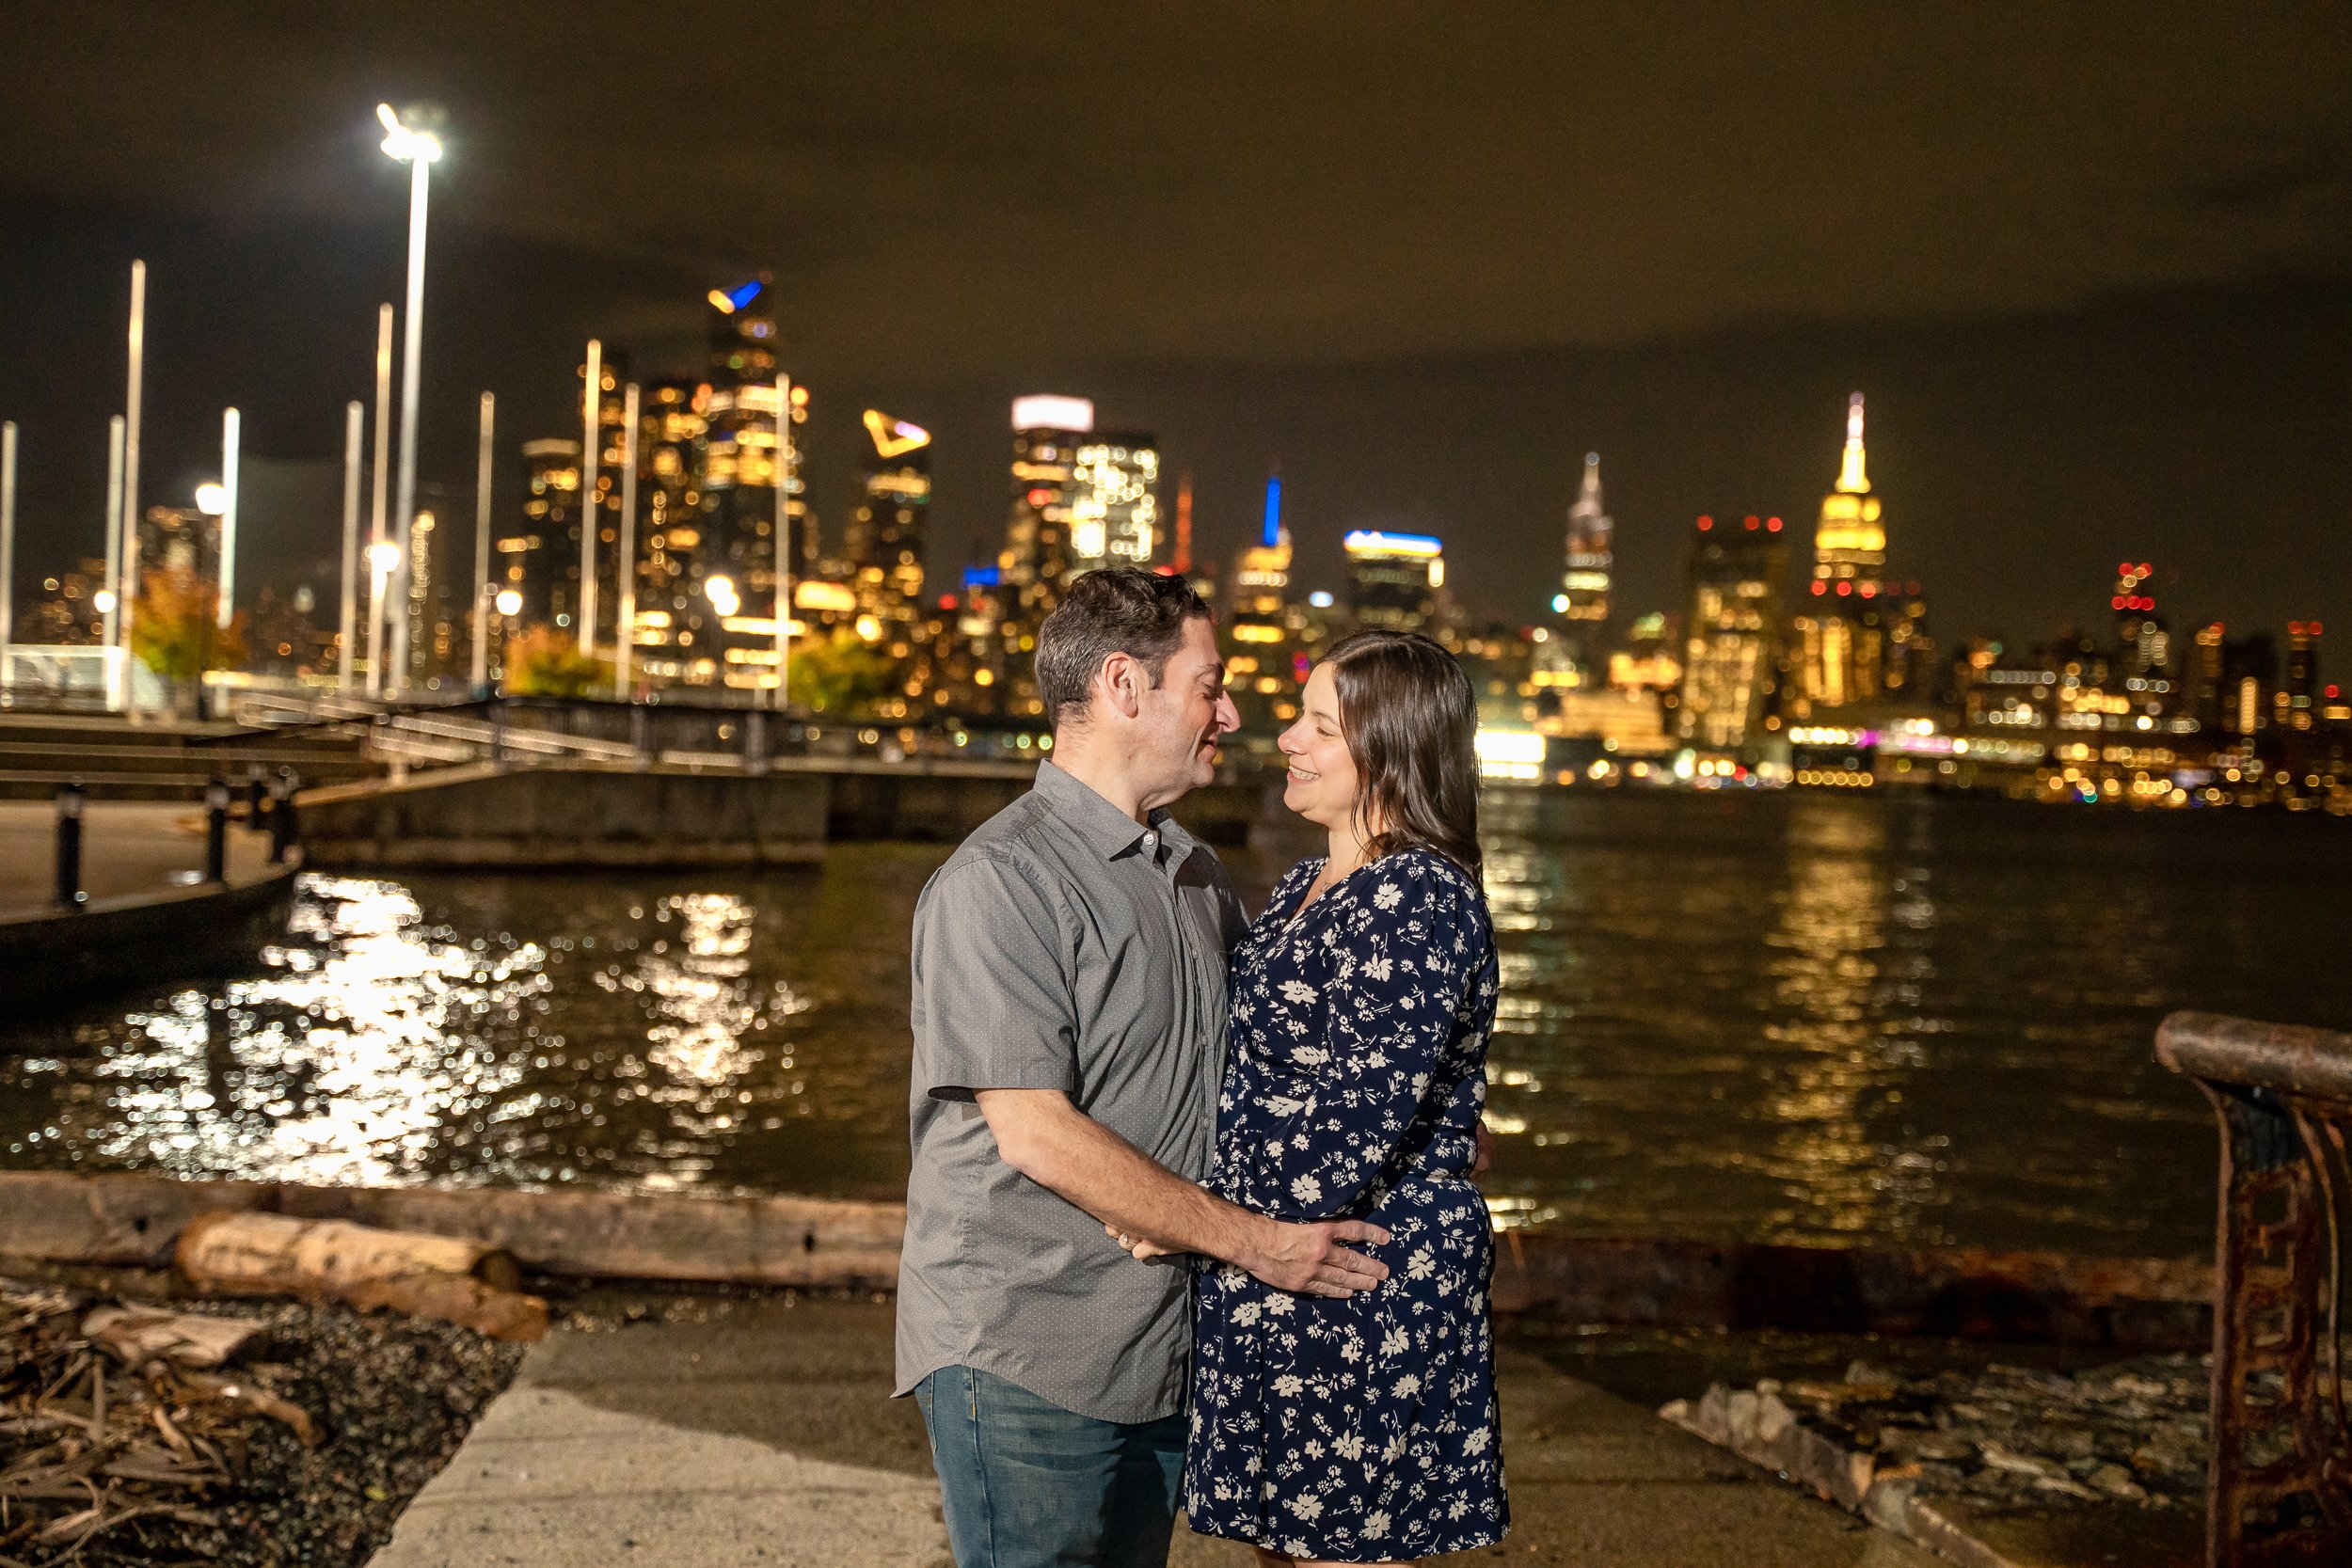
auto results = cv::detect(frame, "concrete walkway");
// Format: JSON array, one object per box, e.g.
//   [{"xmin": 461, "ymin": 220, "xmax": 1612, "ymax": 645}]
[
  {"xmin": 0, "ymin": 799, "xmax": 273, "ymax": 919},
  {"xmin": 367, "ymin": 1295, "xmax": 1935, "ymax": 1568}
]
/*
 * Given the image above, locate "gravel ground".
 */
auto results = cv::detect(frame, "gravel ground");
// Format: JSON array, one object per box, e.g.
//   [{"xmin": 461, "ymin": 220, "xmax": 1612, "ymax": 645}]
[{"xmin": 2, "ymin": 1277, "xmax": 523, "ymax": 1568}]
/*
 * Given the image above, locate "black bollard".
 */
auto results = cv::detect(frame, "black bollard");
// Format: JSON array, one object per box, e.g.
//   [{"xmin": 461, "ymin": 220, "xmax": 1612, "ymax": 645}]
[
  {"xmin": 267, "ymin": 768, "xmax": 299, "ymax": 864},
  {"xmin": 204, "ymin": 777, "xmax": 230, "ymax": 882},
  {"xmin": 244, "ymin": 764, "xmax": 267, "ymax": 829},
  {"xmin": 53, "ymin": 781, "xmax": 86, "ymax": 909}
]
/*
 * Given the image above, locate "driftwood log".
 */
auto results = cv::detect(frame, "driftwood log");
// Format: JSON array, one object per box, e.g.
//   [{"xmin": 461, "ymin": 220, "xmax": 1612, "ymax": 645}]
[
  {"xmin": 0, "ymin": 1171, "xmax": 2212, "ymax": 1348},
  {"xmin": 82, "ymin": 1304, "xmax": 265, "ymax": 1370},
  {"xmin": 175, "ymin": 1212, "xmax": 547, "ymax": 1342}
]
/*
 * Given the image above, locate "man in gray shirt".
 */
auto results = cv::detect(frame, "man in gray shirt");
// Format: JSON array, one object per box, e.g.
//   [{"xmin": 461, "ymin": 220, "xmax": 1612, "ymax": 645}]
[{"xmin": 897, "ymin": 568, "xmax": 1390, "ymax": 1568}]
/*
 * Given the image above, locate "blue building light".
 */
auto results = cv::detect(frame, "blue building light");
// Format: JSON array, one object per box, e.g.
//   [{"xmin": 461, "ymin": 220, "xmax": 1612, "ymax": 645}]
[
  {"xmin": 962, "ymin": 564, "xmax": 1002, "ymax": 590},
  {"xmin": 1262, "ymin": 475, "xmax": 1283, "ymax": 548}
]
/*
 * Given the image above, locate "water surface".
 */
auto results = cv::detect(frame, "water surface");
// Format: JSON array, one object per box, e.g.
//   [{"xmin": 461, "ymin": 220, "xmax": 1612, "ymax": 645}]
[{"xmin": 8, "ymin": 791, "xmax": 2350, "ymax": 1258}]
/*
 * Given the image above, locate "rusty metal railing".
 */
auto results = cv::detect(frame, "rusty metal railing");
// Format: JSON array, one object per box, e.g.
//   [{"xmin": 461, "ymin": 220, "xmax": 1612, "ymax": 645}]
[{"xmin": 2158, "ymin": 1010, "xmax": 2352, "ymax": 1566}]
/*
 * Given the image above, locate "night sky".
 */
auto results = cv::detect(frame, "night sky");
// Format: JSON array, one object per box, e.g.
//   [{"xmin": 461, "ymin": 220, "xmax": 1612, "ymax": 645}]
[{"xmin": 2, "ymin": 3, "xmax": 2348, "ymax": 650}]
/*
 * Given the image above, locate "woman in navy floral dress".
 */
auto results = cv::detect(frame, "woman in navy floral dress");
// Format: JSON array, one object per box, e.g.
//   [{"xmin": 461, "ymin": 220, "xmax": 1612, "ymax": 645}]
[{"xmin": 1176, "ymin": 630, "xmax": 1505, "ymax": 1564}]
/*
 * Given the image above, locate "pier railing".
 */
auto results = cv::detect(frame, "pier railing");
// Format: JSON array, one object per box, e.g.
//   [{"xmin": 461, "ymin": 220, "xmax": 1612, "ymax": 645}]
[{"xmin": 2158, "ymin": 1010, "xmax": 2352, "ymax": 1566}]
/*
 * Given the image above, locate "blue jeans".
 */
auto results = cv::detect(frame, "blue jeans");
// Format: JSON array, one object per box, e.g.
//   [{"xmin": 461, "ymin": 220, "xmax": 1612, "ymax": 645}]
[{"xmin": 915, "ymin": 1366, "xmax": 1185, "ymax": 1568}]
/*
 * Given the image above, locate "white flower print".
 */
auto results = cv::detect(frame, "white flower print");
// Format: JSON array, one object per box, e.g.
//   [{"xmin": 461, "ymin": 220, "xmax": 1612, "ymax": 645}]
[{"xmin": 1290, "ymin": 1174, "xmax": 1324, "ymax": 1205}]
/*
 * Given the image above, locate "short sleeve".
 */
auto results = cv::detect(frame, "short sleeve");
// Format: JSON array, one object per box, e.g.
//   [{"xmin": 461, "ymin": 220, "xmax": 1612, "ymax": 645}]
[{"xmin": 911, "ymin": 853, "xmax": 1079, "ymax": 1101}]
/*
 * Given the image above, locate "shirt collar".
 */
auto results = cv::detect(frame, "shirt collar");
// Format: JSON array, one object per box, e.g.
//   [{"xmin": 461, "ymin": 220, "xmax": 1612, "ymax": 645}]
[{"xmin": 1034, "ymin": 759, "xmax": 1200, "ymax": 865}]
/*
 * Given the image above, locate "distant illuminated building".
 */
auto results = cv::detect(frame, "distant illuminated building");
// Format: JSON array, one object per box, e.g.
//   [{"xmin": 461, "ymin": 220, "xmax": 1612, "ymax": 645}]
[
  {"xmin": 1345, "ymin": 530, "xmax": 1443, "ymax": 633},
  {"xmin": 1229, "ymin": 475, "xmax": 1300, "ymax": 730},
  {"xmin": 1798, "ymin": 394, "xmax": 1886, "ymax": 713},
  {"xmin": 1001, "ymin": 394, "xmax": 1093, "ymax": 617},
  {"xmin": 2282, "ymin": 621, "xmax": 2323, "ymax": 732},
  {"xmin": 2190, "ymin": 620, "xmax": 2227, "ymax": 733},
  {"xmin": 848, "ymin": 409, "xmax": 932, "ymax": 634},
  {"xmin": 630, "ymin": 377, "xmax": 716, "ymax": 688},
  {"xmin": 2223, "ymin": 632, "xmax": 2278, "ymax": 738},
  {"xmin": 504, "ymin": 438, "xmax": 581, "ymax": 630},
  {"xmin": 1883, "ymin": 581, "xmax": 1933, "ymax": 700},
  {"xmin": 1678, "ymin": 514, "xmax": 1787, "ymax": 752},
  {"xmin": 700, "ymin": 279, "xmax": 810, "ymax": 695},
  {"xmin": 1556, "ymin": 452, "xmax": 1613, "ymax": 673},
  {"xmin": 1069, "ymin": 435, "xmax": 1160, "ymax": 575},
  {"xmin": 1609, "ymin": 610, "xmax": 1681, "ymax": 693}
]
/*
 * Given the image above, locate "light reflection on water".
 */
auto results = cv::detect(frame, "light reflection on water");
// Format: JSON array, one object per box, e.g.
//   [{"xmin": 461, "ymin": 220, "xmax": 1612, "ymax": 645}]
[{"xmin": 8, "ymin": 797, "xmax": 2352, "ymax": 1256}]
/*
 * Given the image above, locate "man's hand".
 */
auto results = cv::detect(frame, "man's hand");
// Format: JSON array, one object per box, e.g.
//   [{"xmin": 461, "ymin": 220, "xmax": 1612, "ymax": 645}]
[
  {"xmin": 1245, "ymin": 1216, "xmax": 1391, "ymax": 1296},
  {"xmin": 1115, "ymin": 1215, "xmax": 1392, "ymax": 1296}
]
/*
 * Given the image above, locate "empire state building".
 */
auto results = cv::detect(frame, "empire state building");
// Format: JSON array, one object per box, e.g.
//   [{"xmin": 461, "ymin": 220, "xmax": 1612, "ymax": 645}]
[{"xmin": 1798, "ymin": 393, "xmax": 1888, "ymax": 712}]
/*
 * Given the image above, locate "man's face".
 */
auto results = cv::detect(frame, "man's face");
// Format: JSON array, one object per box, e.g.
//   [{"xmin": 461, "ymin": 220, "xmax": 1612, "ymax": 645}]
[{"xmin": 1133, "ymin": 617, "xmax": 1241, "ymax": 807}]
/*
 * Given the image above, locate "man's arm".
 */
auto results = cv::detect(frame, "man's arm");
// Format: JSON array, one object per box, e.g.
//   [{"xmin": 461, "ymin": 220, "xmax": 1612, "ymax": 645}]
[{"xmin": 977, "ymin": 1088, "xmax": 1389, "ymax": 1297}]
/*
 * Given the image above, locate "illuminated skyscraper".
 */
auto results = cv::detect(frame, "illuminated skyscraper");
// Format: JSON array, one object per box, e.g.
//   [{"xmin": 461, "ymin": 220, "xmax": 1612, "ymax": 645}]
[
  {"xmin": 1001, "ymin": 394, "xmax": 1093, "ymax": 622},
  {"xmin": 848, "ymin": 409, "xmax": 931, "ymax": 635},
  {"xmin": 2282, "ymin": 621, "xmax": 2323, "ymax": 732},
  {"xmin": 629, "ymin": 377, "xmax": 716, "ymax": 687},
  {"xmin": 1345, "ymin": 530, "xmax": 1443, "ymax": 633},
  {"xmin": 1678, "ymin": 515, "xmax": 1788, "ymax": 752},
  {"xmin": 1229, "ymin": 475, "xmax": 1298, "ymax": 730},
  {"xmin": 1556, "ymin": 452, "xmax": 1613, "ymax": 673},
  {"xmin": 504, "ymin": 437, "xmax": 581, "ymax": 630},
  {"xmin": 1069, "ymin": 435, "xmax": 1160, "ymax": 575},
  {"xmin": 1799, "ymin": 393, "xmax": 1887, "ymax": 713},
  {"xmin": 698, "ymin": 279, "xmax": 810, "ymax": 695}
]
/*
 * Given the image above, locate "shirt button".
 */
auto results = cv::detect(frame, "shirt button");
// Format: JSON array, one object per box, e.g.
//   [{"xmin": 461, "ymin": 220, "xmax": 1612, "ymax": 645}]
[{"xmin": 1141, "ymin": 832, "xmax": 1158, "ymax": 852}]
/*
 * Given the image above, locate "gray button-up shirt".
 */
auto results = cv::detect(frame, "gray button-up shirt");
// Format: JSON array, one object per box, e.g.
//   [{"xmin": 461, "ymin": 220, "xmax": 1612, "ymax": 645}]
[{"xmin": 895, "ymin": 760, "xmax": 1249, "ymax": 1422}]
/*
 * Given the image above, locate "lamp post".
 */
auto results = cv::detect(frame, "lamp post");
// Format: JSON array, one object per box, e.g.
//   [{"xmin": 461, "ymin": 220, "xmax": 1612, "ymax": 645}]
[
  {"xmin": 338, "ymin": 401, "xmax": 362, "ymax": 691},
  {"xmin": 773, "ymin": 373, "xmax": 791, "ymax": 712},
  {"xmin": 215, "ymin": 407, "xmax": 240, "ymax": 631},
  {"xmin": 579, "ymin": 339, "xmax": 600, "ymax": 657},
  {"xmin": 0, "ymin": 420, "xmax": 16, "ymax": 693},
  {"xmin": 195, "ymin": 480, "xmax": 228, "ymax": 719},
  {"xmin": 471, "ymin": 391, "xmax": 494, "ymax": 692},
  {"xmin": 613, "ymin": 381, "xmax": 639, "ymax": 698},
  {"xmin": 117, "ymin": 260, "xmax": 145, "ymax": 719},
  {"xmin": 377, "ymin": 103, "xmax": 442, "ymax": 697},
  {"xmin": 494, "ymin": 587, "xmax": 522, "ymax": 691},
  {"xmin": 100, "ymin": 416, "xmax": 124, "ymax": 699},
  {"xmin": 367, "ymin": 538, "xmax": 403, "ymax": 670},
  {"xmin": 367, "ymin": 304, "xmax": 391, "ymax": 697}
]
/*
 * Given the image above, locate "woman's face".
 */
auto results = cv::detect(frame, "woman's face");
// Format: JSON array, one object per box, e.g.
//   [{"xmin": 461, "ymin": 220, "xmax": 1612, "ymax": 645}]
[{"xmin": 1277, "ymin": 663, "xmax": 1361, "ymax": 832}]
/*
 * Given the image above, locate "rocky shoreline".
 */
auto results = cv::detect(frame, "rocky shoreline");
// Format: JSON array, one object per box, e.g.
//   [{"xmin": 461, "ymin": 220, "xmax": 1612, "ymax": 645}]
[{"xmin": 1, "ymin": 1277, "xmax": 522, "ymax": 1568}]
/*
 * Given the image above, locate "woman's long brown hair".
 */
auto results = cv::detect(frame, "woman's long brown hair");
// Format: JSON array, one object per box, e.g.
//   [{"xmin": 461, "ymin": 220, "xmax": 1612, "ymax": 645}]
[{"xmin": 1322, "ymin": 628, "xmax": 1483, "ymax": 876}]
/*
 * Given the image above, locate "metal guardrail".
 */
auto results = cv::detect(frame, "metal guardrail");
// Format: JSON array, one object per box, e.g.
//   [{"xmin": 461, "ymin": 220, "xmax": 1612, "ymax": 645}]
[{"xmin": 2157, "ymin": 1010, "xmax": 2352, "ymax": 1566}]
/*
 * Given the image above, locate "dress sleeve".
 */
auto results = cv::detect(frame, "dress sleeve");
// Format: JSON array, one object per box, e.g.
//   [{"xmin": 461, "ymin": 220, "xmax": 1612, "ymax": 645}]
[
  {"xmin": 1247, "ymin": 855, "xmax": 1482, "ymax": 1219},
  {"xmin": 909, "ymin": 852, "xmax": 1078, "ymax": 1101}
]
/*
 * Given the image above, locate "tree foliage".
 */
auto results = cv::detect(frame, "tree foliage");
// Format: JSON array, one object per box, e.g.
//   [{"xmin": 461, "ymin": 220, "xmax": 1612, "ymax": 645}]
[
  {"xmin": 787, "ymin": 627, "xmax": 897, "ymax": 715},
  {"xmin": 128, "ymin": 566, "xmax": 246, "ymax": 682},
  {"xmin": 502, "ymin": 625, "xmax": 612, "ymax": 697}
]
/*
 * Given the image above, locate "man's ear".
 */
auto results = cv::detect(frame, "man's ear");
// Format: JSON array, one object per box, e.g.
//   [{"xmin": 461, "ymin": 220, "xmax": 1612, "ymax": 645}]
[{"xmin": 1096, "ymin": 651, "xmax": 1146, "ymax": 720}]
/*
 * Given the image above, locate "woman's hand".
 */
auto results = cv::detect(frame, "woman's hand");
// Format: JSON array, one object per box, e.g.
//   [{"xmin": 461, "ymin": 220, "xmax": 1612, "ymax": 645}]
[{"xmin": 1105, "ymin": 1222, "xmax": 1180, "ymax": 1263}]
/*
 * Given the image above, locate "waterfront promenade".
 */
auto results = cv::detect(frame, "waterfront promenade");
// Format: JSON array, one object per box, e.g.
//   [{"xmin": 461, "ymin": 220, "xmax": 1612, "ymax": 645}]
[
  {"xmin": 366, "ymin": 1293, "xmax": 1933, "ymax": 1568},
  {"xmin": 0, "ymin": 798, "xmax": 271, "ymax": 920}
]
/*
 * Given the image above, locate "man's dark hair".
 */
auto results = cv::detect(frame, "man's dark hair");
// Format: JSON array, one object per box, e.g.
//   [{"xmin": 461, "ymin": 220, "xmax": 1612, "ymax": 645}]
[{"xmin": 1034, "ymin": 567, "xmax": 1214, "ymax": 727}]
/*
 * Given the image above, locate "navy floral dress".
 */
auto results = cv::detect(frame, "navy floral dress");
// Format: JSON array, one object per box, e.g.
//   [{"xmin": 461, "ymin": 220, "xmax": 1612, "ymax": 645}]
[{"xmin": 1186, "ymin": 847, "xmax": 1507, "ymax": 1560}]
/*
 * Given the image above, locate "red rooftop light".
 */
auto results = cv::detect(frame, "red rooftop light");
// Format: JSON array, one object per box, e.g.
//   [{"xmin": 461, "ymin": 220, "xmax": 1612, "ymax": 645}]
[
  {"xmin": 1766, "ymin": 516, "xmax": 1783, "ymax": 531},
  {"xmin": 1836, "ymin": 581, "xmax": 1852, "ymax": 596},
  {"xmin": 1696, "ymin": 515, "xmax": 1712, "ymax": 531},
  {"xmin": 1810, "ymin": 580, "xmax": 1827, "ymax": 595}
]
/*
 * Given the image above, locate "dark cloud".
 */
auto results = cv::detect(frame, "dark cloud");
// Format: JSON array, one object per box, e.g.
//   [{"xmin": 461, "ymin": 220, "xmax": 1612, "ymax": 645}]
[{"xmin": 2, "ymin": 2, "xmax": 2349, "ymax": 644}]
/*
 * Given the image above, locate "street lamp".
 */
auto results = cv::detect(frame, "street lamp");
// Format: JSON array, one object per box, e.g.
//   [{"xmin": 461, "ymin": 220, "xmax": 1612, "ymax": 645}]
[
  {"xmin": 377, "ymin": 102, "xmax": 443, "ymax": 696},
  {"xmin": 194, "ymin": 483, "xmax": 228, "ymax": 515},
  {"xmin": 706, "ymin": 574, "xmax": 739, "ymax": 618},
  {"xmin": 366, "ymin": 537, "xmax": 404, "ymax": 687},
  {"xmin": 493, "ymin": 587, "xmax": 522, "ymax": 689}
]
